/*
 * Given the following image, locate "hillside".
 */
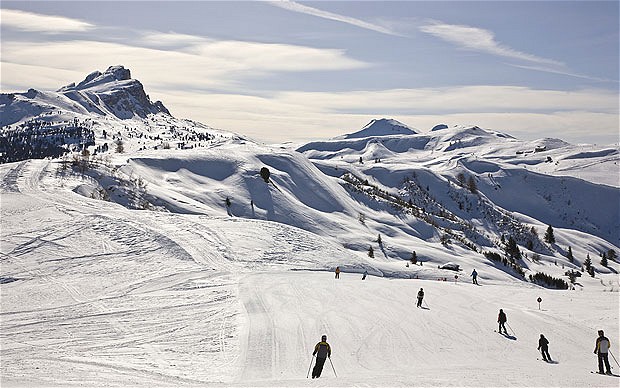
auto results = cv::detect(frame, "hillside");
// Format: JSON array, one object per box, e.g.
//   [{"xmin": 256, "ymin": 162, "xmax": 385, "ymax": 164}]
[{"xmin": 1, "ymin": 67, "xmax": 619, "ymax": 386}]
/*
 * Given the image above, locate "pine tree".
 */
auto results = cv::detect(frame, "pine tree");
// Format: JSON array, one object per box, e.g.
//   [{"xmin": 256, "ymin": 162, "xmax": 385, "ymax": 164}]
[
  {"xmin": 467, "ymin": 176, "xmax": 478, "ymax": 194},
  {"xmin": 377, "ymin": 234, "xmax": 382, "ymax": 245},
  {"xmin": 544, "ymin": 225, "xmax": 555, "ymax": 244},
  {"xmin": 584, "ymin": 253, "xmax": 592, "ymax": 272},
  {"xmin": 368, "ymin": 246, "xmax": 374, "ymax": 258},
  {"xmin": 566, "ymin": 246, "xmax": 574, "ymax": 263},
  {"xmin": 600, "ymin": 251, "xmax": 608, "ymax": 267},
  {"xmin": 410, "ymin": 251, "xmax": 417, "ymax": 264},
  {"xmin": 505, "ymin": 236, "xmax": 521, "ymax": 259}
]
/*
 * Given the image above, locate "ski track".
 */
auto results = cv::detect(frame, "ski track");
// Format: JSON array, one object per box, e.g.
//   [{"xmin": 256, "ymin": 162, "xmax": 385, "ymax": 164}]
[
  {"xmin": 1, "ymin": 160, "xmax": 242, "ymax": 385},
  {"xmin": 1, "ymin": 159, "xmax": 618, "ymax": 387}
]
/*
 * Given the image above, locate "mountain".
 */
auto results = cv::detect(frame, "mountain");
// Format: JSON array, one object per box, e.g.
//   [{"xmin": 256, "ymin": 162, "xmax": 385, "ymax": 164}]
[
  {"xmin": 1, "ymin": 65, "xmax": 169, "ymax": 127},
  {"xmin": 1, "ymin": 66, "xmax": 619, "ymax": 386},
  {"xmin": 338, "ymin": 118, "xmax": 418, "ymax": 139}
]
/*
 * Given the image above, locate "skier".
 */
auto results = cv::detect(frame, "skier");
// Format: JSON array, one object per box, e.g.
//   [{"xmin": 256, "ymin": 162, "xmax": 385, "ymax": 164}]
[
  {"xmin": 594, "ymin": 330, "xmax": 612, "ymax": 374},
  {"xmin": 538, "ymin": 334, "xmax": 552, "ymax": 361},
  {"xmin": 471, "ymin": 269, "xmax": 479, "ymax": 285},
  {"xmin": 416, "ymin": 288, "xmax": 424, "ymax": 308},
  {"xmin": 311, "ymin": 335, "xmax": 331, "ymax": 378},
  {"xmin": 497, "ymin": 309, "xmax": 508, "ymax": 334},
  {"xmin": 335, "ymin": 267, "xmax": 340, "ymax": 279},
  {"xmin": 362, "ymin": 270, "xmax": 368, "ymax": 280}
]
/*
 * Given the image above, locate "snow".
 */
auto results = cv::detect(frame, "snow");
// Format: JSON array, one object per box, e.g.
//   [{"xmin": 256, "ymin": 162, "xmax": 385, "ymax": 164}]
[
  {"xmin": 1, "ymin": 68, "xmax": 619, "ymax": 386},
  {"xmin": 1, "ymin": 157, "xmax": 618, "ymax": 387},
  {"xmin": 338, "ymin": 118, "xmax": 419, "ymax": 139}
]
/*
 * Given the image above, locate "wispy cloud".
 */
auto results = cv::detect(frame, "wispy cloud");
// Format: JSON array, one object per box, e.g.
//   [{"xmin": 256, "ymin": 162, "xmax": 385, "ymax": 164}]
[
  {"xmin": 419, "ymin": 22, "xmax": 563, "ymax": 66},
  {"xmin": 509, "ymin": 63, "xmax": 618, "ymax": 83},
  {"xmin": 1, "ymin": 31, "xmax": 369, "ymax": 93},
  {"xmin": 269, "ymin": 0, "xmax": 402, "ymax": 36},
  {"xmin": 0, "ymin": 9, "xmax": 94, "ymax": 33}
]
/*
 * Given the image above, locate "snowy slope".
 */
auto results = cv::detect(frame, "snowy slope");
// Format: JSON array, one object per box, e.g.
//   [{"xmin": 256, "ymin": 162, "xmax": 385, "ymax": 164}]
[
  {"xmin": 1, "ymin": 67, "xmax": 619, "ymax": 387},
  {"xmin": 1, "ymin": 159, "xmax": 618, "ymax": 387}
]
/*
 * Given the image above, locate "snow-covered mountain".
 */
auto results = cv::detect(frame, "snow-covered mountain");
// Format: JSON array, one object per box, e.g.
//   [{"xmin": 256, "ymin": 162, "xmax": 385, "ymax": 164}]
[
  {"xmin": 2, "ymin": 65, "xmax": 169, "ymax": 126},
  {"xmin": 1, "ymin": 67, "xmax": 618, "ymax": 386},
  {"xmin": 338, "ymin": 118, "xmax": 419, "ymax": 139}
]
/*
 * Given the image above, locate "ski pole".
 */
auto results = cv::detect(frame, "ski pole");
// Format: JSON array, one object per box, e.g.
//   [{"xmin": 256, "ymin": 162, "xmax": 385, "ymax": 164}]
[
  {"xmin": 329, "ymin": 357, "xmax": 337, "ymax": 377},
  {"xmin": 506, "ymin": 322, "xmax": 516, "ymax": 336},
  {"xmin": 610, "ymin": 350, "xmax": 620, "ymax": 368},
  {"xmin": 307, "ymin": 355, "xmax": 315, "ymax": 378}
]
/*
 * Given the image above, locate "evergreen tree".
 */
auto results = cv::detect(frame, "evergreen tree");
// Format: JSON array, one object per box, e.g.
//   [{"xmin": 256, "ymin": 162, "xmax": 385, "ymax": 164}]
[
  {"xmin": 607, "ymin": 249, "xmax": 617, "ymax": 262},
  {"xmin": 368, "ymin": 246, "xmax": 374, "ymax": 258},
  {"xmin": 584, "ymin": 253, "xmax": 592, "ymax": 272},
  {"xmin": 505, "ymin": 236, "xmax": 521, "ymax": 259},
  {"xmin": 544, "ymin": 225, "xmax": 555, "ymax": 244},
  {"xmin": 115, "ymin": 139, "xmax": 124, "ymax": 153},
  {"xmin": 566, "ymin": 246, "xmax": 574, "ymax": 263},
  {"xmin": 377, "ymin": 234, "xmax": 382, "ymax": 245},
  {"xmin": 410, "ymin": 251, "xmax": 417, "ymax": 264},
  {"xmin": 467, "ymin": 176, "xmax": 478, "ymax": 194},
  {"xmin": 259, "ymin": 167, "xmax": 271, "ymax": 183},
  {"xmin": 600, "ymin": 251, "xmax": 608, "ymax": 267}
]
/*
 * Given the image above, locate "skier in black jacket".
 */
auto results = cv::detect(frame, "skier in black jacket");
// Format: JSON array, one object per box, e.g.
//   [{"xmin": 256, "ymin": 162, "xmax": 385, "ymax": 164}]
[
  {"xmin": 497, "ymin": 309, "xmax": 508, "ymax": 334},
  {"xmin": 416, "ymin": 288, "xmax": 424, "ymax": 308},
  {"xmin": 311, "ymin": 335, "xmax": 331, "ymax": 378},
  {"xmin": 538, "ymin": 334, "xmax": 552, "ymax": 361}
]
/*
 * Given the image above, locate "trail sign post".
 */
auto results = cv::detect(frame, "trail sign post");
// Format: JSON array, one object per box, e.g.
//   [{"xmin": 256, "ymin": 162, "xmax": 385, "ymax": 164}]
[{"xmin": 537, "ymin": 297, "xmax": 542, "ymax": 310}]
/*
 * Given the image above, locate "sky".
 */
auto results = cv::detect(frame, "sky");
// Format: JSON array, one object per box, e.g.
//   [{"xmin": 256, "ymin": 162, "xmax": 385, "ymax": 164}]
[{"xmin": 1, "ymin": 1, "xmax": 619, "ymax": 145}]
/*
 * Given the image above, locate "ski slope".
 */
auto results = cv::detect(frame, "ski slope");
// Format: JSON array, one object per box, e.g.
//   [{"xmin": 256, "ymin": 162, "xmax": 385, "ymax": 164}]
[{"xmin": 1, "ymin": 159, "xmax": 618, "ymax": 387}]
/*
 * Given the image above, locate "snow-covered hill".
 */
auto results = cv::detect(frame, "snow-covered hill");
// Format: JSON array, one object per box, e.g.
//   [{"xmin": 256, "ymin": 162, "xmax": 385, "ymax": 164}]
[{"xmin": 1, "ymin": 67, "xmax": 618, "ymax": 387}]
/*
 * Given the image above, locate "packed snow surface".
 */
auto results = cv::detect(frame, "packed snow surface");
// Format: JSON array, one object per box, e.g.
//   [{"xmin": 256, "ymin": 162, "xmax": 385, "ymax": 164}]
[
  {"xmin": 1, "ymin": 159, "xmax": 618, "ymax": 387},
  {"xmin": 1, "ymin": 67, "xmax": 619, "ymax": 387}
]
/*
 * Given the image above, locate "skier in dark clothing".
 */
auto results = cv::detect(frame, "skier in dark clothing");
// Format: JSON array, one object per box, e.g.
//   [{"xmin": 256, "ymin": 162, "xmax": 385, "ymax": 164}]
[
  {"xmin": 471, "ymin": 269, "xmax": 479, "ymax": 285},
  {"xmin": 416, "ymin": 288, "xmax": 424, "ymax": 308},
  {"xmin": 311, "ymin": 335, "xmax": 331, "ymax": 378},
  {"xmin": 594, "ymin": 330, "xmax": 612, "ymax": 374},
  {"xmin": 335, "ymin": 267, "xmax": 340, "ymax": 279},
  {"xmin": 538, "ymin": 334, "xmax": 552, "ymax": 361},
  {"xmin": 497, "ymin": 309, "xmax": 508, "ymax": 334}
]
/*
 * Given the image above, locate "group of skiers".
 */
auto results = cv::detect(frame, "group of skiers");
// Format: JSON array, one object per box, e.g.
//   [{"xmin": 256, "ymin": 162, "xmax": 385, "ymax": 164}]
[{"xmin": 317, "ymin": 266, "xmax": 615, "ymax": 379}]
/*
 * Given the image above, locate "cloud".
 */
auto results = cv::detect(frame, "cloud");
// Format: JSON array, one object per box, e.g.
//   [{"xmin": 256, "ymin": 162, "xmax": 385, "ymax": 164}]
[
  {"xmin": 419, "ymin": 22, "xmax": 563, "ymax": 66},
  {"xmin": 154, "ymin": 86, "xmax": 618, "ymax": 144},
  {"xmin": 0, "ymin": 8, "xmax": 94, "ymax": 33},
  {"xmin": 272, "ymin": 86, "xmax": 618, "ymax": 115},
  {"xmin": 508, "ymin": 63, "xmax": 618, "ymax": 83},
  {"xmin": 269, "ymin": 0, "xmax": 402, "ymax": 36},
  {"xmin": 1, "ymin": 35, "xmax": 369, "ymax": 93}
]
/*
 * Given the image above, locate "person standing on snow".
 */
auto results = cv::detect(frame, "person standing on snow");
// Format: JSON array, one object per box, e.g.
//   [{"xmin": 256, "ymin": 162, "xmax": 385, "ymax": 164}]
[
  {"xmin": 497, "ymin": 309, "xmax": 508, "ymax": 334},
  {"xmin": 335, "ymin": 267, "xmax": 340, "ymax": 279},
  {"xmin": 416, "ymin": 288, "xmax": 424, "ymax": 308},
  {"xmin": 311, "ymin": 335, "xmax": 332, "ymax": 378},
  {"xmin": 594, "ymin": 330, "xmax": 612, "ymax": 374},
  {"xmin": 362, "ymin": 270, "xmax": 368, "ymax": 280},
  {"xmin": 538, "ymin": 334, "xmax": 552, "ymax": 361},
  {"xmin": 471, "ymin": 269, "xmax": 479, "ymax": 285}
]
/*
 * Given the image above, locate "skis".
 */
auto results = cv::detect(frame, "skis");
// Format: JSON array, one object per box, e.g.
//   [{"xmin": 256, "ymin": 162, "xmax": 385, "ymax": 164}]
[
  {"xmin": 537, "ymin": 358, "xmax": 558, "ymax": 364},
  {"xmin": 590, "ymin": 371, "xmax": 618, "ymax": 377}
]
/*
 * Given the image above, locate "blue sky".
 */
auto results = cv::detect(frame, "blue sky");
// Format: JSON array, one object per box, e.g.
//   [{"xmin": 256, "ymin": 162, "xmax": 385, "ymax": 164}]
[{"xmin": 1, "ymin": 1, "xmax": 618, "ymax": 144}]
